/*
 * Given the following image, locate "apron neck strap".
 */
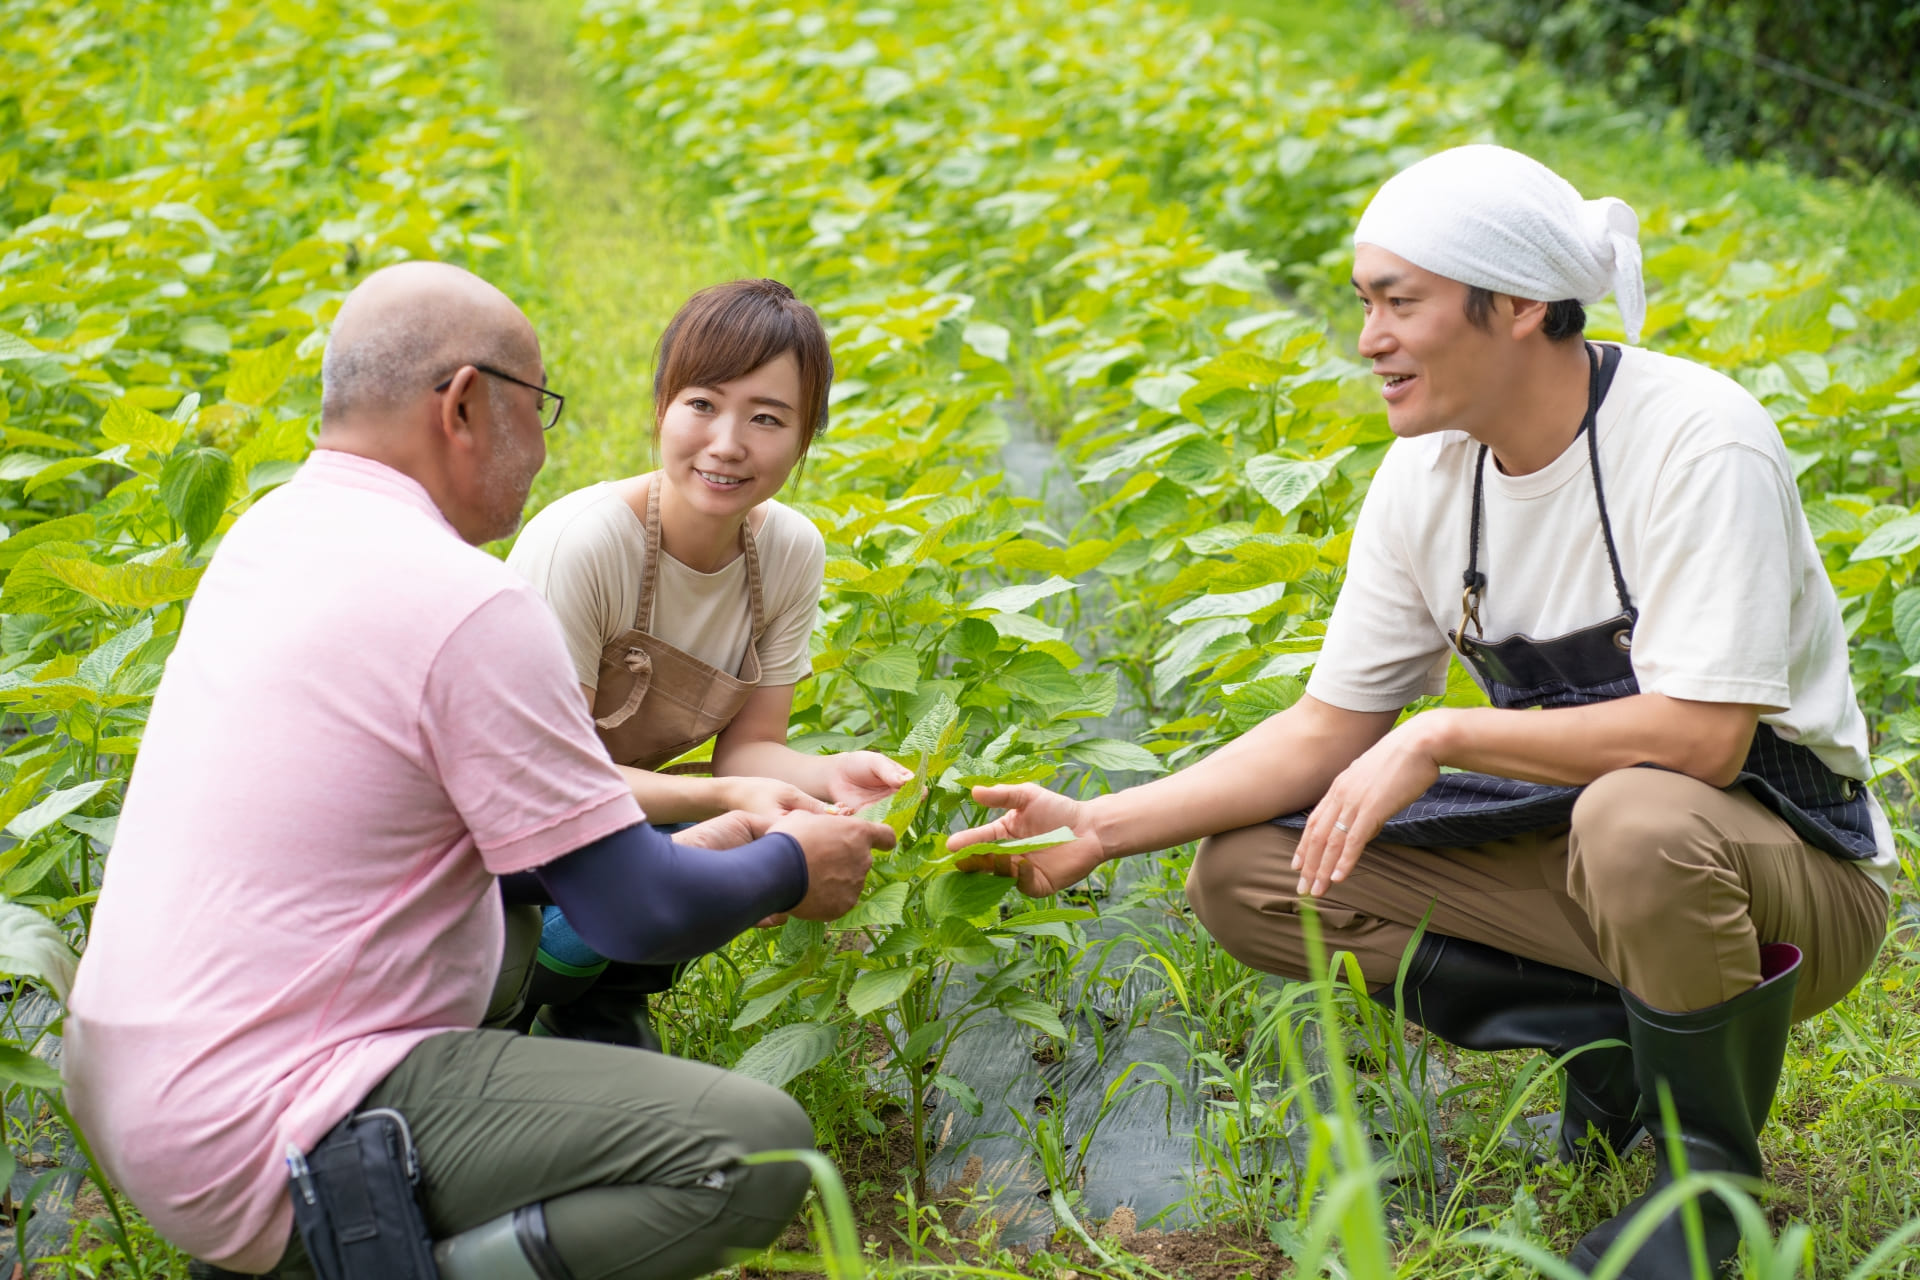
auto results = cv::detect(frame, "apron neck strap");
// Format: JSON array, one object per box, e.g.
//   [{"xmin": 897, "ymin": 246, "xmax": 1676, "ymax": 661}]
[
  {"xmin": 1460, "ymin": 342, "xmax": 1634, "ymax": 640},
  {"xmin": 638, "ymin": 475, "xmax": 770, "ymax": 642}
]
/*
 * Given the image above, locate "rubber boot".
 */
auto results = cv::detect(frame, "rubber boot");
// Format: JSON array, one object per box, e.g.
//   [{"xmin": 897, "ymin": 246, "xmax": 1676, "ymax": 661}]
[
  {"xmin": 1374, "ymin": 933, "xmax": 1642, "ymax": 1163},
  {"xmin": 435, "ymin": 1204, "xmax": 574, "ymax": 1280},
  {"xmin": 1569, "ymin": 943, "xmax": 1802, "ymax": 1279},
  {"xmin": 505, "ymin": 954, "xmax": 606, "ymax": 1035},
  {"xmin": 530, "ymin": 960, "xmax": 671, "ymax": 1053}
]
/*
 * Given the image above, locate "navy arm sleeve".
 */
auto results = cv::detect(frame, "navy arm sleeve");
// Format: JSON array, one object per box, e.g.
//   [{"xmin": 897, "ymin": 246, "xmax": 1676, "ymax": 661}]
[{"xmin": 532, "ymin": 822, "xmax": 808, "ymax": 964}]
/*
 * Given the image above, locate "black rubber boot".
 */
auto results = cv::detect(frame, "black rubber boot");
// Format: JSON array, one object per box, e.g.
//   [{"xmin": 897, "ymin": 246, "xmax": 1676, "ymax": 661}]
[
  {"xmin": 1374, "ymin": 933, "xmax": 1642, "ymax": 1163},
  {"xmin": 531, "ymin": 960, "xmax": 673, "ymax": 1053},
  {"xmin": 1569, "ymin": 943, "xmax": 1802, "ymax": 1279}
]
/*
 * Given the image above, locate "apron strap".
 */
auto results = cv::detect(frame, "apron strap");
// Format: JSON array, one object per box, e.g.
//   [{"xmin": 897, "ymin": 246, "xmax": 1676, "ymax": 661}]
[
  {"xmin": 594, "ymin": 646, "xmax": 653, "ymax": 731},
  {"xmin": 636, "ymin": 475, "xmax": 665, "ymax": 634},
  {"xmin": 1459, "ymin": 342, "xmax": 1633, "ymax": 641}
]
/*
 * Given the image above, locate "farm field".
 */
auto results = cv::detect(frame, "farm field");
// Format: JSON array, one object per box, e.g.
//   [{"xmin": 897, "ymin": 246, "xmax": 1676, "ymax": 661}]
[{"xmin": 0, "ymin": 0, "xmax": 1916, "ymax": 1275}]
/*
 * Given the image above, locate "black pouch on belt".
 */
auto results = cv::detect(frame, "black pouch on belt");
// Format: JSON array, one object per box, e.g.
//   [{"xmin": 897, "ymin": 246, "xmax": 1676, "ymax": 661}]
[{"xmin": 286, "ymin": 1107, "xmax": 439, "ymax": 1280}]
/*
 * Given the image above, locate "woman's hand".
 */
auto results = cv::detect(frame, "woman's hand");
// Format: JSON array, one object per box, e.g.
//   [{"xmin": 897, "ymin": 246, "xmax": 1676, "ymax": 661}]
[
  {"xmin": 1290, "ymin": 713, "xmax": 1445, "ymax": 897},
  {"xmin": 946, "ymin": 784, "xmax": 1107, "ymax": 898},
  {"xmin": 720, "ymin": 775, "xmax": 835, "ymax": 819},
  {"xmin": 674, "ymin": 809, "xmax": 772, "ymax": 850},
  {"xmin": 822, "ymin": 751, "xmax": 915, "ymax": 812}
]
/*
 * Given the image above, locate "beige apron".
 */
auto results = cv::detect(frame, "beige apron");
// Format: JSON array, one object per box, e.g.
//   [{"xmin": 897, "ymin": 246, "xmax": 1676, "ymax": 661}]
[{"xmin": 590, "ymin": 477, "xmax": 766, "ymax": 770}]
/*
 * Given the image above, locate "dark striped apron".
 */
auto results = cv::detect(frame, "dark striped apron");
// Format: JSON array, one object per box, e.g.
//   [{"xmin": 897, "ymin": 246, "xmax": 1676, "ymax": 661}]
[{"xmin": 1277, "ymin": 343, "xmax": 1875, "ymax": 861}]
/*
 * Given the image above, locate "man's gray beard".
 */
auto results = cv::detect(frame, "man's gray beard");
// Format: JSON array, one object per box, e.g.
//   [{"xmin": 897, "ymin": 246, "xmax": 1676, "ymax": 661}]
[{"xmin": 482, "ymin": 427, "xmax": 540, "ymax": 542}]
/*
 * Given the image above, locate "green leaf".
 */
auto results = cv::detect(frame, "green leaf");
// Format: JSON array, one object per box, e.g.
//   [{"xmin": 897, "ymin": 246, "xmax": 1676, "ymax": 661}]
[
  {"xmin": 838, "ymin": 880, "xmax": 909, "ymax": 930},
  {"xmin": 846, "ymin": 964, "xmax": 924, "ymax": 1016},
  {"xmin": 1167, "ymin": 582, "xmax": 1289, "ymax": 624},
  {"xmin": 77, "ymin": 616, "xmax": 156, "ymax": 693},
  {"xmin": 997, "ymin": 996, "xmax": 1067, "ymax": 1039},
  {"xmin": 1178, "ymin": 249, "xmax": 1272, "ymax": 295},
  {"xmin": 899, "ymin": 693, "xmax": 961, "ymax": 760},
  {"xmin": 100, "ymin": 399, "xmax": 186, "ymax": 455},
  {"xmin": 0, "ymin": 900, "xmax": 78, "ymax": 999},
  {"xmin": 994, "ymin": 650, "xmax": 1083, "ymax": 709},
  {"xmin": 1067, "ymin": 738, "xmax": 1166, "ymax": 774},
  {"xmin": 854, "ymin": 645, "xmax": 922, "ymax": 693},
  {"xmin": 6, "ymin": 780, "xmax": 107, "ymax": 841},
  {"xmin": 1245, "ymin": 447, "xmax": 1354, "ymax": 517},
  {"xmin": 988, "ymin": 611, "xmax": 1063, "ymax": 643},
  {"xmin": 730, "ymin": 978, "xmax": 805, "ymax": 1030},
  {"xmin": 1133, "ymin": 373, "xmax": 1197, "ymax": 413},
  {"xmin": 933, "ymin": 917, "xmax": 1000, "ymax": 965},
  {"xmin": 0, "ymin": 331, "xmax": 48, "ymax": 362},
  {"xmin": 27, "ymin": 555, "xmax": 203, "ymax": 610},
  {"xmin": 159, "ymin": 445, "xmax": 236, "ymax": 546},
  {"xmin": 902, "ymin": 1019, "xmax": 946, "ymax": 1065},
  {"xmin": 923, "ymin": 870, "xmax": 1015, "ymax": 921},
  {"xmin": 1852, "ymin": 514, "xmax": 1920, "ymax": 562},
  {"xmin": 932, "ymin": 1072, "xmax": 982, "ymax": 1116},
  {"xmin": 968, "ymin": 575, "xmax": 1076, "ymax": 614},
  {"xmin": 1893, "ymin": 587, "xmax": 1920, "ymax": 663},
  {"xmin": 963, "ymin": 322, "xmax": 1011, "ymax": 363},
  {"xmin": 945, "ymin": 826, "xmax": 1076, "ymax": 861},
  {"xmin": 730, "ymin": 1022, "xmax": 838, "ymax": 1088},
  {"xmin": 225, "ymin": 335, "xmax": 300, "ymax": 407},
  {"xmin": 0, "ymin": 1045, "xmax": 61, "ymax": 1093}
]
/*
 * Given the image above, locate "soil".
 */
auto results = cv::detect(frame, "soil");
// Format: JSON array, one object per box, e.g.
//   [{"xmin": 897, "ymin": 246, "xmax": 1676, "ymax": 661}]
[{"xmin": 758, "ymin": 1108, "xmax": 1293, "ymax": 1277}]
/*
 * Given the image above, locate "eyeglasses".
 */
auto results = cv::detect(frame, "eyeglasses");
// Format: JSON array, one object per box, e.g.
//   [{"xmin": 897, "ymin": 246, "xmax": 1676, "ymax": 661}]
[{"xmin": 434, "ymin": 364, "xmax": 566, "ymax": 432}]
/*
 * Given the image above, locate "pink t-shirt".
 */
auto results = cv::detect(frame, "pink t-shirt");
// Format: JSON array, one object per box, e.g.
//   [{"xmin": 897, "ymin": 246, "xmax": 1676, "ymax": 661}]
[{"xmin": 63, "ymin": 451, "xmax": 642, "ymax": 1271}]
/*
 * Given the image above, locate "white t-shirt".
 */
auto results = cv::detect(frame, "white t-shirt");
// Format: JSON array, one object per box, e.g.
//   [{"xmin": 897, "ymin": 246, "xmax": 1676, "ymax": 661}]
[
  {"xmin": 507, "ymin": 482, "xmax": 826, "ymax": 692},
  {"xmin": 1307, "ymin": 345, "xmax": 1898, "ymax": 891}
]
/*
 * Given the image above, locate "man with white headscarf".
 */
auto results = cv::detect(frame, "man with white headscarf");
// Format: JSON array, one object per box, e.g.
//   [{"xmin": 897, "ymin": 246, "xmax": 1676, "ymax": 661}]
[{"xmin": 948, "ymin": 145, "xmax": 1895, "ymax": 1277}]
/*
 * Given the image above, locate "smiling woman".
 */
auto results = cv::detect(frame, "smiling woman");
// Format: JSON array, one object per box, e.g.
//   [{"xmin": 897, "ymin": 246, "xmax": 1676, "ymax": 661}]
[{"xmin": 502, "ymin": 280, "xmax": 913, "ymax": 1045}]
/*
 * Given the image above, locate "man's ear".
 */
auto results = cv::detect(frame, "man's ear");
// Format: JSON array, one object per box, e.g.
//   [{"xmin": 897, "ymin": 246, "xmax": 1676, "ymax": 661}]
[
  {"xmin": 1506, "ymin": 295, "xmax": 1551, "ymax": 340},
  {"xmin": 436, "ymin": 365, "xmax": 481, "ymax": 449}
]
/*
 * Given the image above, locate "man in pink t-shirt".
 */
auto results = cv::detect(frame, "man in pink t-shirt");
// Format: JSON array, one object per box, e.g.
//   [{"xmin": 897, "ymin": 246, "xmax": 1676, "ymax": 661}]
[{"xmin": 64, "ymin": 263, "xmax": 893, "ymax": 1279}]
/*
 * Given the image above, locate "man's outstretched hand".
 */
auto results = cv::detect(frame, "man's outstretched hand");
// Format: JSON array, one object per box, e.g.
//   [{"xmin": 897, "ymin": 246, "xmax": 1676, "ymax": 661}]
[
  {"xmin": 947, "ymin": 784, "xmax": 1107, "ymax": 897},
  {"xmin": 771, "ymin": 812, "xmax": 897, "ymax": 920}
]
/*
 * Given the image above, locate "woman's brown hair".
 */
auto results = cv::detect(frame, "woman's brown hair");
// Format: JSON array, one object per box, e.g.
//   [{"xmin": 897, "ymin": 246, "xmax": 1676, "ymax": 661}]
[{"xmin": 652, "ymin": 280, "xmax": 833, "ymax": 457}]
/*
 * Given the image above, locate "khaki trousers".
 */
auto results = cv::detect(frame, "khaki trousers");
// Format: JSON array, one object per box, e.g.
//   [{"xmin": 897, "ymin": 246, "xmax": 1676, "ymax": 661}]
[{"xmin": 1186, "ymin": 768, "xmax": 1889, "ymax": 1022}]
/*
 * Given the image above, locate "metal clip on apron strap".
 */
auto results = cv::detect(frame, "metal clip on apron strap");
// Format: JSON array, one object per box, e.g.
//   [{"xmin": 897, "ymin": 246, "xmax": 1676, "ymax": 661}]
[{"xmin": 1457, "ymin": 342, "xmax": 1634, "ymax": 652}]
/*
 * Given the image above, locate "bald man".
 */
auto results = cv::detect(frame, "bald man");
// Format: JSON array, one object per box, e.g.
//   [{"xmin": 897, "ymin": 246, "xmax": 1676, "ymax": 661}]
[{"xmin": 64, "ymin": 263, "xmax": 893, "ymax": 1280}]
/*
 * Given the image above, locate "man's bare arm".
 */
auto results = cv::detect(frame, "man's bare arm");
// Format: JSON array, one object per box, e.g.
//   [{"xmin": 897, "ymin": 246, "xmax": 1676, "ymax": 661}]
[
  {"xmin": 1091, "ymin": 695, "xmax": 1400, "ymax": 857},
  {"xmin": 1417, "ymin": 693, "xmax": 1760, "ymax": 789}
]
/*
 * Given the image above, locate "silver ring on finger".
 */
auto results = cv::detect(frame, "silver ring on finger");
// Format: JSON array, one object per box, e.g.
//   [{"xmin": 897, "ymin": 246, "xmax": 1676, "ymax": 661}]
[{"xmin": 1332, "ymin": 819, "xmax": 1351, "ymax": 833}]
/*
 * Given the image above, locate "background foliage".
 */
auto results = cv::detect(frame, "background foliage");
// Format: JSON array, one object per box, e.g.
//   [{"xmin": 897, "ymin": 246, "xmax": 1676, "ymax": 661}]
[
  {"xmin": 0, "ymin": 0, "xmax": 1913, "ymax": 1271},
  {"xmin": 1428, "ymin": 0, "xmax": 1920, "ymax": 191}
]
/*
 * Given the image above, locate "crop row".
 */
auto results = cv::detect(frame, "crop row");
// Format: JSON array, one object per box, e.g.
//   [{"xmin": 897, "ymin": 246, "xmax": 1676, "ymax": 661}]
[{"xmin": 0, "ymin": 0, "xmax": 520, "ymax": 1239}]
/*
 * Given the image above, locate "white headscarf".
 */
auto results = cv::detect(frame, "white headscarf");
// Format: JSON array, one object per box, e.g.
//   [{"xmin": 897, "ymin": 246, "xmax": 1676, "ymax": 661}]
[{"xmin": 1353, "ymin": 145, "xmax": 1646, "ymax": 343}]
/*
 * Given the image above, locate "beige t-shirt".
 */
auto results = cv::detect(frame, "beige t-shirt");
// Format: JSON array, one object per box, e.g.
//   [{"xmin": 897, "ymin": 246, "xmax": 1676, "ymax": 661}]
[{"xmin": 507, "ymin": 481, "xmax": 825, "ymax": 692}]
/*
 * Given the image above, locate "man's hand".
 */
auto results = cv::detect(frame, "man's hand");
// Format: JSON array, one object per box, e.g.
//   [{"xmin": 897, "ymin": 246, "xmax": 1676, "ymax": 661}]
[
  {"xmin": 823, "ymin": 751, "xmax": 915, "ymax": 811},
  {"xmin": 947, "ymin": 784, "xmax": 1106, "ymax": 898},
  {"xmin": 1292, "ymin": 714, "xmax": 1443, "ymax": 897},
  {"xmin": 722, "ymin": 775, "xmax": 835, "ymax": 819},
  {"xmin": 771, "ymin": 812, "xmax": 896, "ymax": 920},
  {"xmin": 674, "ymin": 810, "xmax": 773, "ymax": 850}
]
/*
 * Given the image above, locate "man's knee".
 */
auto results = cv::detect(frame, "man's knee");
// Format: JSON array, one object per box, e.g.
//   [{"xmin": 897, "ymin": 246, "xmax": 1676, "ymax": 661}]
[
  {"xmin": 1187, "ymin": 824, "xmax": 1297, "ymax": 964},
  {"xmin": 706, "ymin": 1072, "xmax": 814, "ymax": 1225},
  {"xmin": 1569, "ymin": 768, "xmax": 1727, "ymax": 924}
]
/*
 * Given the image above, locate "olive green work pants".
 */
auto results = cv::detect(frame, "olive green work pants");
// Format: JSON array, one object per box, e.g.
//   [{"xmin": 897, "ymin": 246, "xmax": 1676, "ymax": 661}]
[
  {"xmin": 263, "ymin": 910, "xmax": 811, "ymax": 1280},
  {"xmin": 1186, "ymin": 768, "xmax": 1890, "ymax": 1022}
]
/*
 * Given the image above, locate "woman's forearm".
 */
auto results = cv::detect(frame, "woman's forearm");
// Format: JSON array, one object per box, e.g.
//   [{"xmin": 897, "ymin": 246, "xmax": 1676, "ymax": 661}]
[
  {"xmin": 711, "ymin": 739, "xmax": 836, "ymax": 799},
  {"xmin": 616, "ymin": 762, "xmax": 736, "ymax": 824}
]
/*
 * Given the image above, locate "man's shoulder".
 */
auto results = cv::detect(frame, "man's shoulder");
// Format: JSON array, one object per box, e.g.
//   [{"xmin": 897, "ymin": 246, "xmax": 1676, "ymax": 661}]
[{"xmin": 1609, "ymin": 346, "xmax": 1779, "ymax": 454}]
